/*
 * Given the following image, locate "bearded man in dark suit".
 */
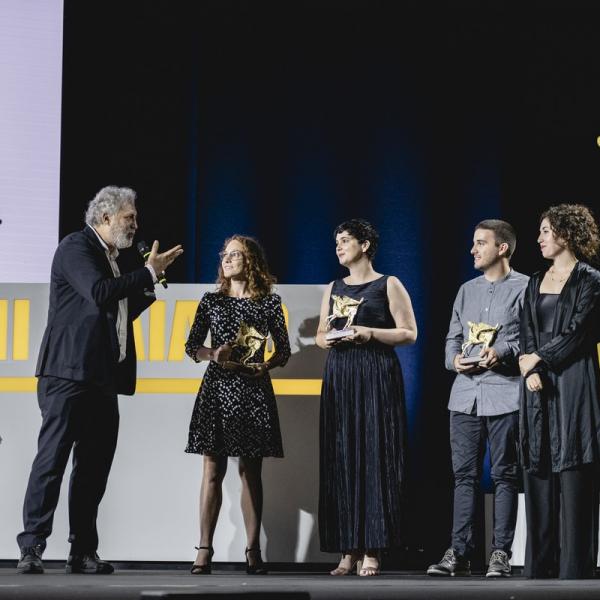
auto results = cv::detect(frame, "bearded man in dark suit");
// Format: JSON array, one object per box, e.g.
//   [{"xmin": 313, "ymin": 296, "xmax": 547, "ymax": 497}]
[{"xmin": 17, "ymin": 186, "xmax": 183, "ymax": 574}]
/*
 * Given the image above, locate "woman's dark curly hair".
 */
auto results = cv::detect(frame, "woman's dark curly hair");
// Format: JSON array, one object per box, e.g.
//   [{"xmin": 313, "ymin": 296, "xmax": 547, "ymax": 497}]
[
  {"xmin": 334, "ymin": 218, "xmax": 379, "ymax": 260},
  {"xmin": 541, "ymin": 204, "xmax": 600, "ymax": 264},
  {"xmin": 217, "ymin": 235, "xmax": 277, "ymax": 299}
]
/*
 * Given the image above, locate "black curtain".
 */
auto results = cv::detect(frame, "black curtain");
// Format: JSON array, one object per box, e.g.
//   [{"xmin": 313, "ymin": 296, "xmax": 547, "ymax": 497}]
[{"xmin": 60, "ymin": 0, "xmax": 600, "ymax": 567}]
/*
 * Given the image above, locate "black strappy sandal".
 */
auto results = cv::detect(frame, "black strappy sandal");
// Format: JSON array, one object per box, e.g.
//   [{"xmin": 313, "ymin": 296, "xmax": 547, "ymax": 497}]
[
  {"xmin": 190, "ymin": 546, "xmax": 214, "ymax": 575},
  {"xmin": 245, "ymin": 547, "xmax": 268, "ymax": 575}
]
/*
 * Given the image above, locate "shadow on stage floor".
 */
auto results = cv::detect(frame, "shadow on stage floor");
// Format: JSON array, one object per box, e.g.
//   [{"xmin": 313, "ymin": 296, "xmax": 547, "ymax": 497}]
[{"xmin": 2, "ymin": 567, "xmax": 600, "ymax": 600}]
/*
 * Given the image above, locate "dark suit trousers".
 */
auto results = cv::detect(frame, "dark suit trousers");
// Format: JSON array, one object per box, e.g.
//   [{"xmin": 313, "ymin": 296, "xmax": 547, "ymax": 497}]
[
  {"xmin": 524, "ymin": 464, "xmax": 598, "ymax": 579},
  {"xmin": 450, "ymin": 408, "xmax": 519, "ymax": 559},
  {"xmin": 17, "ymin": 376, "xmax": 119, "ymax": 554}
]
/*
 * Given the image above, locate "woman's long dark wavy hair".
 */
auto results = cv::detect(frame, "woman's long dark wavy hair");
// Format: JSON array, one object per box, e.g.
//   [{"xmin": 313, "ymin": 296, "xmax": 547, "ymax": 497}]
[{"xmin": 216, "ymin": 235, "xmax": 277, "ymax": 299}]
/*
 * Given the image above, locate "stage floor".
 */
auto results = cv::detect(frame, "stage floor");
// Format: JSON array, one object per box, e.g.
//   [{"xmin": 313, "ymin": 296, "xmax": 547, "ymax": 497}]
[{"xmin": 2, "ymin": 568, "xmax": 600, "ymax": 600}]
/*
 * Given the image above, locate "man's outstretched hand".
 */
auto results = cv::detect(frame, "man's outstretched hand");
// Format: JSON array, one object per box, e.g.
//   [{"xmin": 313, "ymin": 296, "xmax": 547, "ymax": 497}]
[{"xmin": 147, "ymin": 241, "xmax": 184, "ymax": 274}]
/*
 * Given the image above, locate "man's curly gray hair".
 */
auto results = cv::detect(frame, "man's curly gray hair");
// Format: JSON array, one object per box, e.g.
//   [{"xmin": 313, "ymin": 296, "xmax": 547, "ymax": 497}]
[{"xmin": 85, "ymin": 186, "xmax": 137, "ymax": 227}]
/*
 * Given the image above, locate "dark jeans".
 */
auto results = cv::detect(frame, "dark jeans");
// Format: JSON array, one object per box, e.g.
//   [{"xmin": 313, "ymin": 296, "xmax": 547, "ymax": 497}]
[
  {"xmin": 17, "ymin": 376, "xmax": 119, "ymax": 554},
  {"xmin": 524, "ymin": 464, "xmax": 598, "ymax": 579},
  {"xmin": 450, "ymin": 408, "xmax": 519, "ymax": 559}
]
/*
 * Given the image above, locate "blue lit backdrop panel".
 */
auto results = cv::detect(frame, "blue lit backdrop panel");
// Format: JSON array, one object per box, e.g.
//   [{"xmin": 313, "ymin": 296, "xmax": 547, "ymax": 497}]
[{"xmin": 186, "ymin": 38, "xmax": 503, "ymax": 519}]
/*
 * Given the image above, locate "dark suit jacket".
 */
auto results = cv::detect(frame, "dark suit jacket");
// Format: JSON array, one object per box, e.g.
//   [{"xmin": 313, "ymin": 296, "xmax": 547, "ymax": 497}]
[{"xmin": 36, "ymin": 226, "xmax": 155, "ymax": 395}]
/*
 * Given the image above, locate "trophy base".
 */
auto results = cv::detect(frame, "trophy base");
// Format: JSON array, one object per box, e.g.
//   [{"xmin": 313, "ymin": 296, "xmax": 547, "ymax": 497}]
[
  {"xmin": 459, "ymin": 355, "xmax": 483, "ymax": 365},
  {"xmin": 326, "ymin": 328, "xmax": 354, "ymax": 341},
  {"xmin": 222, "ymin": 361, "xmax": 257, "ymax": 375}
]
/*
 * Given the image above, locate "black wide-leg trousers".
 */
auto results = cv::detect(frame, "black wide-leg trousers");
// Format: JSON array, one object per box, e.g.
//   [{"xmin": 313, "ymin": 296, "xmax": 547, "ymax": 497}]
[
  {"xmin": 524, "ymin": 464, "xmax": 598, "ymax": 579},
  {"xmin": 17, "ymin": 376, "xmax": 119, "ymax": 555}
]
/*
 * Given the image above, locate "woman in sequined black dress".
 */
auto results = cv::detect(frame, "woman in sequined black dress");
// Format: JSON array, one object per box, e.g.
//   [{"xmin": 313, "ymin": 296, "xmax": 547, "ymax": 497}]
[
  {"xmin": 316, "ymin": 219, "xmax": 418, "ymax": 576},
  {"xmin": 185, "ymin": 235, "xmax": 290, "ymax": 575}
]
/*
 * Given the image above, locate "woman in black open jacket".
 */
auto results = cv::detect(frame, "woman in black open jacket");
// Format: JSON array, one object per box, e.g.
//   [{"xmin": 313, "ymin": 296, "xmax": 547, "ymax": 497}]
[{"xmin": 519, "ymin": 204, "xmax": 600, "ymax": 579}]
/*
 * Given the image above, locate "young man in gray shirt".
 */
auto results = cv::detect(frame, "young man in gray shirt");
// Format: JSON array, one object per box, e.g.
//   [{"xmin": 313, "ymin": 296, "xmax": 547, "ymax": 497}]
[{"xmin": 427, "ymin": 220, "xmax": 528, "ymax": 578}]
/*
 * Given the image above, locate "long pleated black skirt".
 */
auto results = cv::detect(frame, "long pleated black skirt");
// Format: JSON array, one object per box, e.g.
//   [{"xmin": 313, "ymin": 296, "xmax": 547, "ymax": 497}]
[{"xmin": 318, "ymin": 342, "xmax": 407, "ymax": 552}]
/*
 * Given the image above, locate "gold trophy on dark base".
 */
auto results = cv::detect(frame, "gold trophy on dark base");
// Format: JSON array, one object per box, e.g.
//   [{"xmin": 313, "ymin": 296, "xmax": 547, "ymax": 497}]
[
  {"xmin": 223, "ymin": 322, "xmax": 267, "ymax": 375},
  {"xmin": 325, "ymin": 295, "xmax": 364, "ymax": 341},
  {"xmin": 459, "ymin": 321, "xmax": 501, "ymax": 365}
]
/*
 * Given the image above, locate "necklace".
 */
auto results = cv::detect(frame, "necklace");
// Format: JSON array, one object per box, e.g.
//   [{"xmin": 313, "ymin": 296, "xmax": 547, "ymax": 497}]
[{"xmin": 549, "ymin": 262, "xmax": 577, "ymax": 283}]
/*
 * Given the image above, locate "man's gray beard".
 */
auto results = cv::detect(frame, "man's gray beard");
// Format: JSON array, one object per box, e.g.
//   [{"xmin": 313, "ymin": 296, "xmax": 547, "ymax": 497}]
[{"xmin": 112, "ymin": 226, "xmax": 134, "ymax": 249}]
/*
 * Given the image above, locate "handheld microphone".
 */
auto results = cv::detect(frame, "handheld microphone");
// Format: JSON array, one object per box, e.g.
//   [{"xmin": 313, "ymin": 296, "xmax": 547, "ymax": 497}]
[{"xmin": 137, "ymin": 240, "xmax": 168, "ymax": 288}]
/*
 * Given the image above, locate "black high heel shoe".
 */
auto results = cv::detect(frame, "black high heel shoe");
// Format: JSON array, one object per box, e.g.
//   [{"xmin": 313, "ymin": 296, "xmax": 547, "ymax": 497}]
[
  {"xmin": 191, "ymin": 546, "xmax": 214, "ymax": 575},
  {"xmin": 245, "ymin": 547, "xmax": 268, "ymax": 575}
]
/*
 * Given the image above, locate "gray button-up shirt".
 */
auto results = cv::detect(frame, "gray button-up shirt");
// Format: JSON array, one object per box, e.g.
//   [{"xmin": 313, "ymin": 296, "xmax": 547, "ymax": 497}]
[{"xmin": 445, "ymin": 269, "xmax": 529, "ymax": 416}]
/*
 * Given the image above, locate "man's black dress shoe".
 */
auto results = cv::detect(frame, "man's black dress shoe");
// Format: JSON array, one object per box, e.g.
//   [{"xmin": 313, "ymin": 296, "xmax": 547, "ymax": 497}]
[
  {"xmin": 65, "ymin": 552, "xmax": 114, "ymax": 574},
  {"xmin": 17, "ymin": 546, "xmax": 44, "ymax": 574}
]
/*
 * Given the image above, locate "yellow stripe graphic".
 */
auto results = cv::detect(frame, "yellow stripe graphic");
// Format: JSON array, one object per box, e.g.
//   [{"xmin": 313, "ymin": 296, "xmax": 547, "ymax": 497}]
[
  {"xmin": 0, "ymin": 377, "xmax": 322, "ymax": 395},
  {"xmin": 133, "ymin": 318, "xmax": 145, "ymax": 361},
  {"xmin": 149, "ymin": 301, "xmax": 166, "ymax": 361},
  {"xmin": 12, "ymin": 300, "xmax": 30, "ymax": 360},
  {"xmin": 0, "ymin": 300, "xmax": 7, "ymax": 360}
]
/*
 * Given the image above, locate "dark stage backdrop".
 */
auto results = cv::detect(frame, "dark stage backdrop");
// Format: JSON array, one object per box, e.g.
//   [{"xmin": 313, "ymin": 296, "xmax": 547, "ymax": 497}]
[{"xmin": 59, "ymin": 0, "xmax": 600, "ymax": 567}]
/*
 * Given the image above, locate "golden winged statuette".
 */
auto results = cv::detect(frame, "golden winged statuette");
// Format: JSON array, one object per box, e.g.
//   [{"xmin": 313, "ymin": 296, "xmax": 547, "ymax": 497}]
[
  {"xmin": 325, "ymin": 295, "xmax": 364, "ymax": 341},
  {"xmin": 231, "ymin": 322, "xmax": 267, "ymax": 365},
  {"xmin": 459, "ymin": 321, "xmax": 501, "ymax": 365}
]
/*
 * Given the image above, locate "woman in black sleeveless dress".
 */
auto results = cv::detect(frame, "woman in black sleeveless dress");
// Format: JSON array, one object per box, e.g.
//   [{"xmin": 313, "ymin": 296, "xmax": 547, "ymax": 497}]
[
  {"xmin": 519, "ymin": 204, "xmax": 600, "ymax": 579},
  {"xmin": 316, "ymin": 219, "xmax": 418, "ymax": 576}
]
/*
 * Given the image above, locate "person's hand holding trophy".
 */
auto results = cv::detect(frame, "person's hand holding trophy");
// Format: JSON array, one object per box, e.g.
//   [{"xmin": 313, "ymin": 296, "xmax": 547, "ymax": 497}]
[
  {"xmin": 221, "ymin": 322, "xmax": 269, "ymax": 378},
  {"xmin": 325, "ymin": 295, "xmax": 365, "ymax": 346},
  {"xmin": 454, "ymin": 321, "xmax": 501, "ymax": 373},
  {"xmin": 211, "ymin": 343, "xmax": 234, "ymax": 364}
]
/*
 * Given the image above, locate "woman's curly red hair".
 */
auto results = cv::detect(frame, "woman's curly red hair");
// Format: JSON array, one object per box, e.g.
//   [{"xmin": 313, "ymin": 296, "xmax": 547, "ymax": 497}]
[{"xmin": 216, "ymin": 235, "xmax": 276, "ymax": 299}]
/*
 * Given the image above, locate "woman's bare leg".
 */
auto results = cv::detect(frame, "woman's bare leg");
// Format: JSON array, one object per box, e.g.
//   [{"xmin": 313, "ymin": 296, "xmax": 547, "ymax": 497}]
[
  {"xmin": 194, "ymin": 455, "xmax": 228, "ymax": 566},
  {"xmin": 239, "ymin": 456, "xmax": 263, "ymax": 566}
]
